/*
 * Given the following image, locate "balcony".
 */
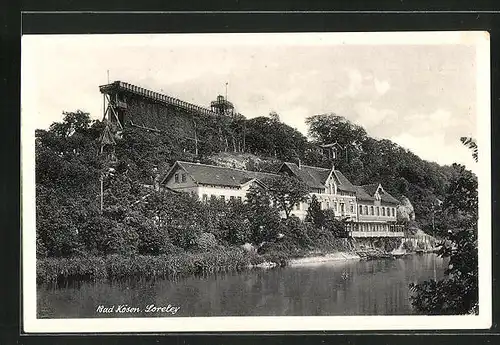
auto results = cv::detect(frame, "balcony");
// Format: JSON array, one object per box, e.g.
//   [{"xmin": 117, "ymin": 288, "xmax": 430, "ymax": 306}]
[{"xmin": 344, "ymin": 222, "xmax": 405, "ymax": 238}]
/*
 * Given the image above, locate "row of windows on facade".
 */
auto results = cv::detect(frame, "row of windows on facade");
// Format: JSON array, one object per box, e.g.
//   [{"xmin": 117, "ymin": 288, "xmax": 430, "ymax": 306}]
[
  {"xmin": 174, "ymin": 173, "xmax": 394, "ymax": 217},
  {"xmin": 293, "ymin": 201, "xmax": 355, "ymax": 213},
  {"xmin": 350, "ymin": 224, "xmax": 402, "ymax": 232},
  {"xmin": 359, "ymin": 204, "xmax": 396, "ymax": 217},
  {"xmin": 201, "ymin": 194, "xmax": 243, "ymax": 202},
  {"xmin": 315, "ymin": 188, "xmax": 355, "ymax": 197},
  {"xmin": 195, "ymin": 193, "xmax": 395, "ymax": 219}
]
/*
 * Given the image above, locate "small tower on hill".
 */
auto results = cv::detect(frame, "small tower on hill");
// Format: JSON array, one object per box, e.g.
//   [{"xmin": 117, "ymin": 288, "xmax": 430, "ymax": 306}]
[{"xmin": 210, "ymin": 95, "xmax": 234, "ymax": 116}]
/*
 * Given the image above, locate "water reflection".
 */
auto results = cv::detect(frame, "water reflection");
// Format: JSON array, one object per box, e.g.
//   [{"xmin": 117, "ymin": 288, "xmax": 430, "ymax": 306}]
[{"xmin": 37, "ymin": 254, "xmax": 447, "ymax": 318}]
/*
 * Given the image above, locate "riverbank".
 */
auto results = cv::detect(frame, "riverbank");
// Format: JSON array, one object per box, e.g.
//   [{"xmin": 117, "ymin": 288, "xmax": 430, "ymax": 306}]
[
  {"xmin": 36, "ymin": 244, "xmax": 434, "ymax": 285},
  {"xmin": 288, "ymin": 252, "xmax": 361, "ymax": 266}
]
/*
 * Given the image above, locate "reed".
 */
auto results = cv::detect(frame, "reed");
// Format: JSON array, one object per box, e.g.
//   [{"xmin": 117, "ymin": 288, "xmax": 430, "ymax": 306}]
[{"xmin": 37, "ymin": 247, "xmax": 257, "ymax": 285}]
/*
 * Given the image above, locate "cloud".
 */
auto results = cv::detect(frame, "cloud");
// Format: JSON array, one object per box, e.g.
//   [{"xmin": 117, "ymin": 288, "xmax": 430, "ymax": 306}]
[
  {"xmin": 352, "ymin": 102, "xmax": 397, "ymax": 129},
  {"xmin": 337, "ymin": 69, "xmax": 363, "ymax": 98},
  {"xmin": 391, "ymin": 132, "xmax": 477, "ymax": 172},
  {"xmin": 374, "ymin": 78, "xmax": 390, "ymax": 95}
]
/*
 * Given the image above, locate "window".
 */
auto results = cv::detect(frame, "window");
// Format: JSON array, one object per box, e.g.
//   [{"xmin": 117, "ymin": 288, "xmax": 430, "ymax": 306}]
[
  {"xmin": 340, "ymin": 203, "xmax": 345, "ymax": 213},
  {"xmin": 202, "ymin": 194, "xmax": 208, "ymax": 202},
  {"xmin": 334, "ymin": 202, "xmax": 337, "ymax": 212},
  {"xmin": 210, "ymin": 195, "xmax": 216, "ymax": 201},
  {"xmin": 359, "ymin": 205, "xmax": 363, "ymax": 214},
  {"xmin": 376, "ymin": 207, "xmax": 380, "ymax": 216},
  {"xmin": 174, "ymin": 173, "xmax": 179, "ymax": 183},
  {"xmin": 220, "ymin": 195, "xmax": 225, "ymax": 202},
  {"xmin": 181, "ymin": 173, "xmax": 186, "ymax": 183},
  {"xmin": 237, "ymin": 196, "xmax": 242, "ymax": 202},
  {"xmin": 382, "ymin": 207, "xmax": 386, "ymax": 216},
  {"xmin": 350, "ymin": 204, "xmax": 354, "ymax": 213},
  {"xmin": 371, "ymin": 206, "xmax": 374, "ymax": 215},
  {"xmin": 230, "ymin": 196, "xmax": 235, "ymax": 201},
  {"xmin": 326, "ymin": 202, "xmax": 330, "ymax": 209},
  {"xmin": 364, "ymin": 205, "xmax": 368, "ymax": 214},
  {"xmin": 392, "ymin": 208, "xmax": 395, "ymax": 217}
]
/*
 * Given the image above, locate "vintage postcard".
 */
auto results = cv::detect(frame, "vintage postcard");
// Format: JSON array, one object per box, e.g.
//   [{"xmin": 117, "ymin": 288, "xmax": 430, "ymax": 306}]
[{"xmin": 21, "ymin": 31, "xmax": 491, "ymax": 332}]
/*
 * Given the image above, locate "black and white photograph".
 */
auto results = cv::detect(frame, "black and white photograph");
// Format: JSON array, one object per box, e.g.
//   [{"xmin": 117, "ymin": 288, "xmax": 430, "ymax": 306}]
[{"xmin": 21, "ymin": 32, "xmax": 491, "ymax": 332}]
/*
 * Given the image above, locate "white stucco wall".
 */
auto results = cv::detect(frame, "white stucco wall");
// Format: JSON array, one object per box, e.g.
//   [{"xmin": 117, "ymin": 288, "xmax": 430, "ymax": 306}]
[
  {"xmin": 164, "ymin": 166, "xmax": 257, "ymax": 202},
  {"xmin": 289, "ymin": 192, "xmax": 358, "ymax": 221}
]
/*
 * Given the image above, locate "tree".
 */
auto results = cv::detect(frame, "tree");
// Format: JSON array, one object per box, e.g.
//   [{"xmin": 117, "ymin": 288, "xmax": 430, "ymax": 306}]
[
  {"xmin": 244, "ymin": 116, "xmax": 308, "ymax": 161},
  {"xmin": 269, "ymin": 111, "xmax": 280, "ymax": 122},
  {"xmin": 410, "ymin": 163, "xmax": 478, "ymax": 314},
  {"xmin": 245, "ymin": 184, "xmax": 281, "ymax": 243},
  {"xmin": 306, "ymin": 113, "xmax": 367, "ymax": 148},
  {"xmin": 263, "ymin": 175, "xmax": 310, "ymax": 219},
  {"xmin": 36, "ymin": 111, "xmax": 103, "ymax": 257},
  {"xmin": 305, "ymin": 194, "xmax": 325, "ymax": 226},
  {"xmin": 460, "ymin": 137, "xmax": 478, "ymax": 162}
]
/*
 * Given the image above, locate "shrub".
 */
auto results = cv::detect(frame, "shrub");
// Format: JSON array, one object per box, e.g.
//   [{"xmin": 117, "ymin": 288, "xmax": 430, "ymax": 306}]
[
  {"xmin": 281, "ymin": 217, "xmax": 312, "ymax": 248},
  {"xmin": 403, "ymin": 240, "xmax": 415, "ymax": 251},
  {"xmin": 195, "ymin": 232, "xmax": 218, "ymax": 251}
]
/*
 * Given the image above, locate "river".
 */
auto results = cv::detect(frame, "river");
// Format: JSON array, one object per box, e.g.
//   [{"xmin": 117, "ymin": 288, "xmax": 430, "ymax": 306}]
[{"xmin": 37, "ymin": 253, "xmax": 447, "ymax": 318}]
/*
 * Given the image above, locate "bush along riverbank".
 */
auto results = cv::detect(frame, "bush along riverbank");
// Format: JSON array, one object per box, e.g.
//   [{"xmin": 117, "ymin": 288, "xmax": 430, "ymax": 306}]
[{"xmin": 37, "ymin": 228, "xmax": 438, "ymax": 286}]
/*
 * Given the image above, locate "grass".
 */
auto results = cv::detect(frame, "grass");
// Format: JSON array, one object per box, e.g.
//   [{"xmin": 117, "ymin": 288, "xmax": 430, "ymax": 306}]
[{"xmin": 37, "ymin": 247, "xmax": 260, "ymax": 285}]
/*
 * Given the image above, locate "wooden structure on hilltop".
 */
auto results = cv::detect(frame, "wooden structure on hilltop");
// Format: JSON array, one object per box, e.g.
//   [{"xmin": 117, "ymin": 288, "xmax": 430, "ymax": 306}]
[{"xmin": 98, "ymin": 81, "xmax": 241, "ymax": 157}]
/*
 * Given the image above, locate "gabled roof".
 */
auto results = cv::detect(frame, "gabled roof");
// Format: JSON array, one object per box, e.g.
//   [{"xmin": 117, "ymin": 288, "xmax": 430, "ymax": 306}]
[
  {"xmin": 99, "ymin": 124, "xmax": 116, "ymax": 146},
  {"xmin": 280, "ymin": 162, "xmax": 330, "ymax": 189},
  {"xmin": 354, "ymin": 185, "xmax": 375, "ymax": 201},
  {"xmin": 361, "ymin": 183, "xmax": 379, "ymax": 196},
  {"xmin": 279, "ymin": 162, "xmax": 356, "ymax": 192},
  {"xmin": 161, "ymin": 161, "xmax": 280, "ymax": 188},
  {"xmin": 331, "ymin": 170, "xmax": 357, "ymax": 192},
  {"xmin": 379, "ymin": 192, "xmax": 400, "ymax": 205},
  {"xmin": 355, "ymin": 183, "xmax": 400, "ymax": 205}
]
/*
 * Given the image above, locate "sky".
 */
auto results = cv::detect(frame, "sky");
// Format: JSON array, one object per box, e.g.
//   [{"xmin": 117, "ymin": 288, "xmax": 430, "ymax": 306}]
[{"xmin": 21, "ymin": 33, "xmax": 484, "ymax": 171}]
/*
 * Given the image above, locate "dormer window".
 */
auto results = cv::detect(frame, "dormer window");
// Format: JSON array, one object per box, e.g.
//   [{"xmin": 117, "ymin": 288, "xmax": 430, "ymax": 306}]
[{"xmin": 174, "ymin": 173, "xmax": 179, "ymax": 183}]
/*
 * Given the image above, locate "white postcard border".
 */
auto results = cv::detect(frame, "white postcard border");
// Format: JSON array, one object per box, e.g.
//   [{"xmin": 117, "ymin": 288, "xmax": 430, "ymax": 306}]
[{"xmin": 21, "ymin": 31, "xmax": 492, "ymax": 333}]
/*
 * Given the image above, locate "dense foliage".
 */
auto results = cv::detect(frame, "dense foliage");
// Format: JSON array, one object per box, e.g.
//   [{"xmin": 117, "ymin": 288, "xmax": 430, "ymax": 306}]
[
  {"xmin": 409, "ymin": 164, "xmax": 478, "ymax": 314},
  {"xmin": 37, "ymin": 110, "xmax": 478, "ymax": 314},
  {"xmin": 36, "ymin": 111, "xmax": 347, "ymax": 263}
]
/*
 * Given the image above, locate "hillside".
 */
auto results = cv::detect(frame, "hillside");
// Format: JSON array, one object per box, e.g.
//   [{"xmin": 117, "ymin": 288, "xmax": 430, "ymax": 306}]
[{"xmin": 35, "ymin": 110, "xmax": 475, "ymax": 249}]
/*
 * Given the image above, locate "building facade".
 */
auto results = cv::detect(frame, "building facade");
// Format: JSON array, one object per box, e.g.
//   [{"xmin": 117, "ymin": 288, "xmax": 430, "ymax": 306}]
[
  {"xmin": 161, "ymin": 160, "xmax": 403, "ymax": 237},
  {"xmin": 161, "ymin": 161, "xmax": 278, "ymax": 203},
  {"xmin": 278, "ymin": 162, "xmax": 358, "ymax": 221},
  {"xmin": 354, "ymin": 183, "xmax": 399, "ymax": 223}
]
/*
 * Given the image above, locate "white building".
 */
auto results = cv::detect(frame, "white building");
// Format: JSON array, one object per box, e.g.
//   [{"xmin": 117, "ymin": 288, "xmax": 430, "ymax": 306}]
[
  {"xmin": 277, "ymin": 162, "xmax": 358, "ymax": 221},
  {"xmin": 160, "ymin": 161, "xmax": 278, "ymax": 203},
  {"xmin": 161, "ymin": 161, "xmax": 401, "ymax": 228}
]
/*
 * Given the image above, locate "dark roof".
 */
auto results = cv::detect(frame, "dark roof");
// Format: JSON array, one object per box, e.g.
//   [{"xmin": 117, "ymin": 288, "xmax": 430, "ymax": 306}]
[
  {"xmin": 332, "ymin": 170, "xmax": 357, "ymax": 192},
  {"xmin": 354, "ymin": 185, "xmax": 375, "ymax": 201},
  {"xmin": 361, "ymin": 183, "xmax": 379, "ymax": 196},
  {"xmin": 279, "ymin": 162, "xmax": 356, "ymax": 192},
  {"xmin": 162, "ymin": 161, "xmax": 280, "ymax": 187},
  {"xmin": 99, "ymin": 124, "xmax": 116, "ymax": 145},
  {"xmin": 380, "ymin": 192, "xmax": 400, "ymax": 205},
  {"xmin": 356, "ymin": 183, "xmax": 400, "ymax": 205},
  {"xmin": 281, "ymin": 162, "xmax": 330, "ymax": 189}
]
